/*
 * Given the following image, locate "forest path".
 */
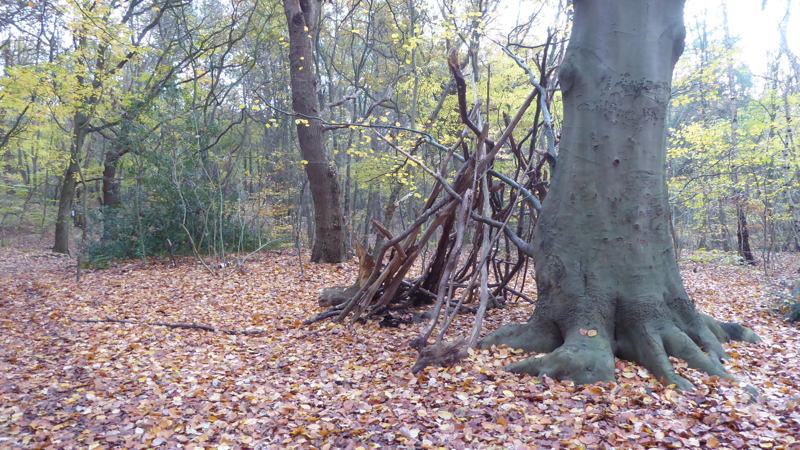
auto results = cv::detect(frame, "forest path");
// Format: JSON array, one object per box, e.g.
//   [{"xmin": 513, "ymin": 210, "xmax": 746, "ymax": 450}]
[{"xmin": 1, "ymin": 244, "xmax": 798, "ymax": 448}]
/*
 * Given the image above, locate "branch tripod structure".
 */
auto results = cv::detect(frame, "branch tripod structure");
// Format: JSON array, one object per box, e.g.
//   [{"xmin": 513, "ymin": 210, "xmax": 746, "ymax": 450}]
[{"xmin": 311, "ymin": 47, "xmax": 559, "ymax": 371}]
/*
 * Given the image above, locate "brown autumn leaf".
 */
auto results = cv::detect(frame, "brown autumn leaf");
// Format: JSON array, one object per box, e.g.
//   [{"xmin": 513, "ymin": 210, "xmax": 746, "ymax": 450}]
[{"xmin": 0, "ymin": 246, "xmax": 797, "ymax": 448}]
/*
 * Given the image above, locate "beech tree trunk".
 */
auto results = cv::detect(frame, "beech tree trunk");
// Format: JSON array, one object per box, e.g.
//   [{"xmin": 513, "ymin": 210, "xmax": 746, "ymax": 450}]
[
  {"xmin": 283, "ymin": 0, "xmax": 346, "ymax": 263},
  {"xmin": 481, "ymin": 0, "xmax": 758, "ymax": 388}
]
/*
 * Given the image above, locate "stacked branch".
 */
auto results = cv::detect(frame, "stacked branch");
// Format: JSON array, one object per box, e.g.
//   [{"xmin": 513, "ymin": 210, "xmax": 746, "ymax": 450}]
[{"xmin": 310, "ymin": 46, "xmax": 559, "ymax": 372}]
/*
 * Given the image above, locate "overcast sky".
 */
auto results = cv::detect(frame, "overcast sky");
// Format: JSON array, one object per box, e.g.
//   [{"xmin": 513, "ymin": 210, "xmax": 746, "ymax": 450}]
[
  {"xmin": 488, "ymin": 0, "xmax": 799, "ymax": 76},
  {"xmin": 688, "ymin": 0, "xmax": 799, "ymax": 72}
]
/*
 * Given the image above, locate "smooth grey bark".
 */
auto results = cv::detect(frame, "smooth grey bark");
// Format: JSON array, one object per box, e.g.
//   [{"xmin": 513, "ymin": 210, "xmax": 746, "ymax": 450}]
[
  {"xmin": 481, "ymin": 0, "xmax": 758, "ymax": 388},
  {"xmin": 283, "ymin": 0, "xmax": 346, "ymax": 263}
]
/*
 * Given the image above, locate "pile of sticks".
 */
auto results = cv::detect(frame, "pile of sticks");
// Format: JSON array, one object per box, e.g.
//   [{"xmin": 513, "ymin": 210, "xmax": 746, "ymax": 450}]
[{"xmin": 310, "ymin": 45, "xmax": 558, "ymax": 370}]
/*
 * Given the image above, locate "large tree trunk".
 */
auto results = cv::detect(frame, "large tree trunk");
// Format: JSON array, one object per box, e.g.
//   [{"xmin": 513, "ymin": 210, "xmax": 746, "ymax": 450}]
[
  {"xmin": 283, "ymin": 0, "xmax": 346, "ymax": 263},
  {"xmin": 481, "ymin": 0, "xmax": 757, "ymax": 388},
  {"xmin": 53, "ymin": 112, "xmax": 88, "ymax": 254}
]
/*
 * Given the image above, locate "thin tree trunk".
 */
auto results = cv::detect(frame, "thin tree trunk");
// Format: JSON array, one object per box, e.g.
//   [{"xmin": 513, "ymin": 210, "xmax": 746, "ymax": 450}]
[
  {"xmin": 736, "ymin": 206, "xmax": 755, "ymax": 263},
  {"xmin": 723, "ymin": 7, "xmax": 756, "ymax": 265},
  {"xmin": 283, "ymin": 0, "xmax": 345, "ymax": 262},
  {"xmin": 102, "ymin": 150, "xmax": 123, "ymax": 208},
  {"xmin": 781, "ymin": 82, "xmax": 800, "ymax": 251},
  {"xmin": 53, "ymin": 112, "xmax": 88, "ymax": 254},
  {"xmin": 717, "ymin": 199, "xmax": 731, "ymax": 252}
]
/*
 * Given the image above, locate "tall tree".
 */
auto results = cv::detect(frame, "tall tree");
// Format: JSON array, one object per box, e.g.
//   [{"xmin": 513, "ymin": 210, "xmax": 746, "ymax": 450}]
[
  {"xmin": 52, "ymin": 0, "xmax": 175, "ymax": 254},
  {"xmin": 283, "ymin": 0, "xmax": 346, "ymax": 262},
  {"xmin": 481, "ymin": 0, "xmax": 758, "ymax": 388},
  {"xmin": 722, "ymin": 7, "xmax": 756, "ymax": 265},
  {"xmin": 777, "ymin": 0, "xmax": 800, "ymax": 251}
]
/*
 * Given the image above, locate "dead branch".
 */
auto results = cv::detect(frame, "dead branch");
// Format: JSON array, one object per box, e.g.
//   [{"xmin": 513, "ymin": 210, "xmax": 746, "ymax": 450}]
[
  {"xmin": 311, "ymin": 44, "xmax": 561, "ymax": 374},
  {"xmin": 72, "ymin": 318, "xmax": 267, "ymax": 336}
]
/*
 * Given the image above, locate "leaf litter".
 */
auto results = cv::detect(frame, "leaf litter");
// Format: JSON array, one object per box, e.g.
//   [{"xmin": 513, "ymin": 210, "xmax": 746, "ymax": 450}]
[{"xmin": 1, "ymin": 246, "xmax": 798, "ymax": 448}]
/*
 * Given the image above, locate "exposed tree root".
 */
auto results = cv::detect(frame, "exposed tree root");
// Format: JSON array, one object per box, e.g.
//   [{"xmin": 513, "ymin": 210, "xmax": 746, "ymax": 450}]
[
  {"xmin": 702, "ymin": 314, "xmax": 762, "ymax": 344},
  {"xmin": 480, "ymin": 308, "xmax": 760, "ymax": 390},
  {"xmin": 479, "ymin": 317, "xmax": 561, "ymax": 353},
  {"xmin": 72, "ymin": 318, "xmax": 267, "ymax": 336},
  {"xmin": 506, "ymin": 334, "xmax": 616, "ymax": 386}
]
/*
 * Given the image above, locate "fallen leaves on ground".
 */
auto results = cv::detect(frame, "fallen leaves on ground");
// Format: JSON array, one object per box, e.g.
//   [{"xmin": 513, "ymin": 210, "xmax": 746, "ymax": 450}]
[{"xmin": 1, "ymin": 245, "xmax": 798, "ymax": 448}]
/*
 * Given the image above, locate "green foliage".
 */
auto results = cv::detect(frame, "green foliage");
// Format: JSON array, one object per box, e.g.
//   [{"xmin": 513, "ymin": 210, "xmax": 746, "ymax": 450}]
[
  {"xmin": 84, "ymin": 106, "xmax": 290, "ymax": 266},
  {"xmin": 667, "ymin": 18, "xmax": 799, "ymax": 253},
  {"xmin": 684, "ymin": 248, "xmax": 745, "ymax": 266},
  {"xmin": 84, "ymin": 199, "xmax": 275, "ymax": 268}
]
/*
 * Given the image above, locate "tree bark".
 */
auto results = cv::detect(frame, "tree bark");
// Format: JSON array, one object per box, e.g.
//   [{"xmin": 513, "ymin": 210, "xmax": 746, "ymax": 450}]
[
  {"xmin": 717, "ymin": 199, "xmax": 731, "ymax": 252},
  {"xmin": 99, "ymin": 148, "xmax": 126, "ymax": 241},
  {"xmin": 53, "ymin": 112, "xmax": 88, "ymax": 254},
  {"xmin": 283, "ymin": 0, "xmax": 346, "ymax": 263},
  {"xmin": 102, "ymin": 150, "xmax": 123, "ymax": 208},
  {"xmin": 481, "ymin": 0, "xmax": 758, "ymax": 388},
  {"xmin": 736, "ymin": 206, "xmax": 755, "ymax": 264},
  {"xmin": 55, "ymin": 34, "xmax": 98, "ymax": 254}
]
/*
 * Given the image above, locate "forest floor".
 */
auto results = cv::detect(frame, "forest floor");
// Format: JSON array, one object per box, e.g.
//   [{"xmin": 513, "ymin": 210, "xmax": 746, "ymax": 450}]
[{"xmin": 1, "ymin": 243, "xmax": 799, "ymax": 449}]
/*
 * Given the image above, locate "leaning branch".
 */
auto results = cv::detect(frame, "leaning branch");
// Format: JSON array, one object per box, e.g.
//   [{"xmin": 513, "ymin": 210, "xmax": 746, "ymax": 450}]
[
  {"xmin": 0, "ymin": 103, "xmax": 31, "ymax": 150},
  {"xmin": 497, "ymin": 42, "xmax": 558, "ymax": 168}
]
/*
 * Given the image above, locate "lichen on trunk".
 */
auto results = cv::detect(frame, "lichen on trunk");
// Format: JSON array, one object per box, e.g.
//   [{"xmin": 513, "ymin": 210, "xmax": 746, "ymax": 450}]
[{"xmin": 481, "ymin": 0, "xmax": 759, "ymax": 389}]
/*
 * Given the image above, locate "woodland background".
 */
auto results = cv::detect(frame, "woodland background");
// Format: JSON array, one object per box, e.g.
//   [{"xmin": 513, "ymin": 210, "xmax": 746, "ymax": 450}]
[{"xmin": 0, "ymin": 0, "xmax": 798, "ymax": 266}]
